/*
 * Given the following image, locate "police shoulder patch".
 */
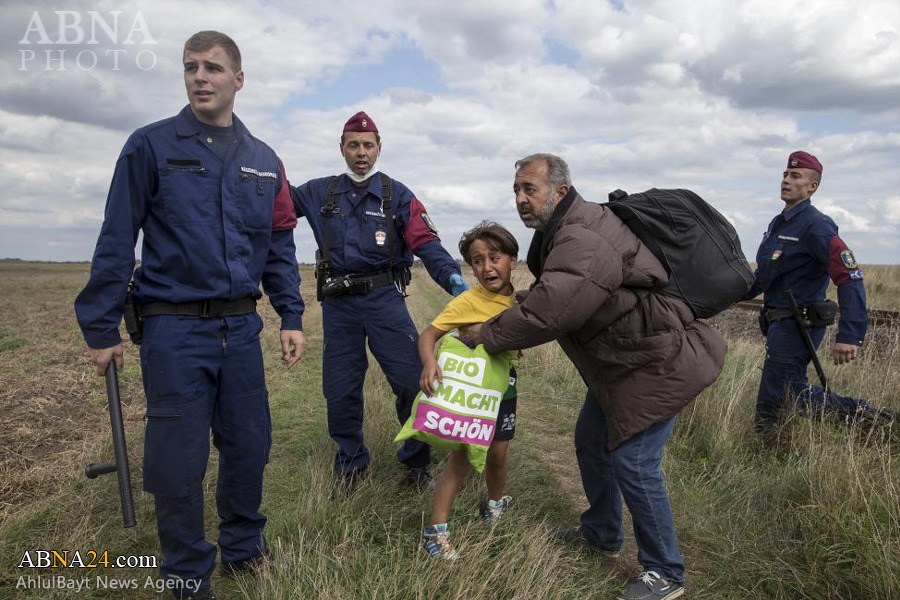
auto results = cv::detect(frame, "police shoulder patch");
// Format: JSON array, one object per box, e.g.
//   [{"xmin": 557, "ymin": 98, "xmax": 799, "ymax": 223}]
[
  {"xmin": 840, "ymin": 249, "xmax": 858, "ymax": 269},
  {"xmin": 421, "ymin": 213, "xmax": 437, "ymax": 234}
]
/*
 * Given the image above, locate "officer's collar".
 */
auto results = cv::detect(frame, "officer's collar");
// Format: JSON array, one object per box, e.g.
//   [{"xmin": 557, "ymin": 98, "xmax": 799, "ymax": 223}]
[
  {"xmin": 345, "ymin": 164, "xmax": 379, "ymax": 184},
  {"xmin": 782, "ymin": 198, "xmax": 812, "ymax": 221},
  {"xmin": 336, "ymin": 172, "xmax": 382, "ymax": 195},
  {"xmin": 174, "ymin": 105, "xmax": 248, "ymax": 139}
]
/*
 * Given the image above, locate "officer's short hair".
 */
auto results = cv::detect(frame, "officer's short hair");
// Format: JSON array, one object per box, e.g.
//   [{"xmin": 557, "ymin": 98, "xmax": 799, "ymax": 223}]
[
  {"xmin": 184, "ymin": 31, "xmax": 241, "ymax": 72},
  {"xmin": 459, "ymin": 221, "xmax": 519, "ymax": 266}
]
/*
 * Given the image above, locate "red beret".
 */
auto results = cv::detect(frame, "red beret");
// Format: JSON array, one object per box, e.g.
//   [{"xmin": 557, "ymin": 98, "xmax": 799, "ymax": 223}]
[
  {"xmin": 787, "ymin": 150, "xmax": 822, "ymax": 174},
  {"xmin": 343, "ymin": 111, "xmax": 378, "ymax": 134}
]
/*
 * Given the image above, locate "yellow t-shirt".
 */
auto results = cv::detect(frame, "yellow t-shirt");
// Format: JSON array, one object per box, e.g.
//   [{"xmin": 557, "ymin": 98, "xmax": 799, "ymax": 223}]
[{"xmin": 431, "ymin": 284, "xmax": 518, "ymax": 362}]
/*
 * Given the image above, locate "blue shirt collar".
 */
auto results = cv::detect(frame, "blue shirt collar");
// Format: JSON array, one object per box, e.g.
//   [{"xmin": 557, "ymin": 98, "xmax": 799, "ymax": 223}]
[
  {"xmin": 174, "ymin": 104, "xmax": 248, "ymax": 139},
  {"xmin": 782, "ymin": 198, "xmax": 812, "ymax": 221}
]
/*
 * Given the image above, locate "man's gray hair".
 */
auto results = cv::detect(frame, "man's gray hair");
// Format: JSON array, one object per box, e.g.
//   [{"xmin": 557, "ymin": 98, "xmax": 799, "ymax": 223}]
[{"xmin": 515, "ymin": 153, "xmax": 571, "ymax": 189}]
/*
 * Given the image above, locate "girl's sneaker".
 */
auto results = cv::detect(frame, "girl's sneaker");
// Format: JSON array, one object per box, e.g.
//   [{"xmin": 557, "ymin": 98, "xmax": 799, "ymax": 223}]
[
  {"xmin": 480, "ymin": 495, "xmax": 512, "ymax": 523},
  {"xmin": 422, "ymin": 524, "xmax": 460, "ymax": 560}
]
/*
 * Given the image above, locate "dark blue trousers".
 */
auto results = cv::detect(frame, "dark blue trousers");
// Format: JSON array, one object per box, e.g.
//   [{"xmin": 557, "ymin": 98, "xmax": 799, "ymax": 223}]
[
  {"xmin": 139, "ymin": 313, "xmax": 270, "ymax": 592},
  {"xmin": 756, "ymin": 318, "xmax": 868, "ymax": 431},
  {"xmin": 575, "ymin": 393, "xmax": 684, "ymax": 583},
  {"xmin": 322, "ymin": 286, "xmax": 430, "ymax": 474}
]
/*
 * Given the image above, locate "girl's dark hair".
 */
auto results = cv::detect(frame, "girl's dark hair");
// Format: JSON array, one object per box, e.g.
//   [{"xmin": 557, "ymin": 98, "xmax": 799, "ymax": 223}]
[{"xmin": 458, "ymin": 221, "xmax": 518, "ymax": 265}]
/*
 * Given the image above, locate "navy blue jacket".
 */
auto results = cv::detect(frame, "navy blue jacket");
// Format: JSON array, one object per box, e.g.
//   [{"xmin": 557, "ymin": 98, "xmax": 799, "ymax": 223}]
[
  {"xmin": 76, "ymin": 105, "xmax": 304, "ymax": 349},
  {"xmin": 750, "ymin": 199, "xmax": 866, "ymax": 345},
  {"xmin": 291, "ymin": 173, "xmax": 459, "ymax": 292}
]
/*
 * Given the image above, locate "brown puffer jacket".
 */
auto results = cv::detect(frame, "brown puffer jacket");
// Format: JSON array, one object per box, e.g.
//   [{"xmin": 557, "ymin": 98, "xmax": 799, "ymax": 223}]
[{"xmin": 482, "ymin": 192, "xmax": 726, "ymax": 449}]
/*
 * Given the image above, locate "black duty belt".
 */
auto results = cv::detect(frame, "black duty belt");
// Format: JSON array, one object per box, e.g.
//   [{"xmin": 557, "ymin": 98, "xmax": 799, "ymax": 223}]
[
  {"xmin": 760, "ymin": 299, "xmax": 838, "ymax": 333},
  {"xmin": 351, "ymin": 271, "xmax": 396, "ymax": 288},
  {"xmin": 320, "ymin": 269, "xmax": 406, "ymax": 298},
  {"xmin": 140, "ymin": 298, "xmax": 257, "ymax": 318},
  {"xmin": 762, "ymin": 305, "xmax": 817, "ymax": 325},
  {"xmin": 763, "ymin": 307, "xmax": 796, "ymax": 323}
]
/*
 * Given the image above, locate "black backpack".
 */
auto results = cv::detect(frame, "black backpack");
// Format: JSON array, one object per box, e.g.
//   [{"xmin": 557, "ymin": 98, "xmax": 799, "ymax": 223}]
[{"xmin": 605, "ymin": 188, "xmax": 754, "ymax": 319}]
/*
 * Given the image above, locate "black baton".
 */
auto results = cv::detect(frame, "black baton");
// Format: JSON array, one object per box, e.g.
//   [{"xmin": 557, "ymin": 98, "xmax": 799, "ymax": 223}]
[
  {"xmin": 85, "ymin": 362, "xmax": 137, "ymax": 528},
  {"xmin": 785, "ymin": 290, "xmax": 828, "ymax": 391}
]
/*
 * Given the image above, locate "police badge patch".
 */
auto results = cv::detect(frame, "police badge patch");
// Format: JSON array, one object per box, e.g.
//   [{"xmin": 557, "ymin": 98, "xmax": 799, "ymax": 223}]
[
  {"xmin": 421, "ymin": 213, "xmax": 437, "ymax": 234},
  {"xmin": 840, "ymin": 249, "xmax": 858, "ymax": 269}
]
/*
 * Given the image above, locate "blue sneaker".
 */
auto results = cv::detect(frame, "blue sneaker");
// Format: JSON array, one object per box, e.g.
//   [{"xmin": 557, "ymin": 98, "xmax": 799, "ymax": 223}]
[
  {"xmin": 480, "ymin": 495, "xmax": 512, "ymax": 523},
  {"xmin": 616, "ymin": 570, "xmax": 684, "ymax": 600},
  {"xmin": 422, "ymin": 523, "xmax": 460, "ymax": 560}
]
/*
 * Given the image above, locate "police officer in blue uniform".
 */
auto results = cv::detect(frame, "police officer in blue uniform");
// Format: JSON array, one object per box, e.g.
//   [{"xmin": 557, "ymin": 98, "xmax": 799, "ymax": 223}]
[
  {"xmin": 75, "ymin": 31, "xmax": 305, "ymax": 600},
  {"xmin": 292, "ymin": 111, "xmax": 467, "ymax": 496},
  {"xmin": 749, "ymin": 150, "xmax": 893, "ymax": 436}
]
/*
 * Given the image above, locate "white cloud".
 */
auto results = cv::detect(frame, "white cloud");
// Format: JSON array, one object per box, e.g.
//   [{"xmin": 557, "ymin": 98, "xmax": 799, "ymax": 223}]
[{"xmin": 1, "ymin": 0, "xmax": 898, "ymax": 265}]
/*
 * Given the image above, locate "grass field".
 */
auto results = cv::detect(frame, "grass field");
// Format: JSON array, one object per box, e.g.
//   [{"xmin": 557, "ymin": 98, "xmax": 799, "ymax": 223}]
[{"xmin": 0, "ymin": 261, "xmax": 898, "ymax": 599}]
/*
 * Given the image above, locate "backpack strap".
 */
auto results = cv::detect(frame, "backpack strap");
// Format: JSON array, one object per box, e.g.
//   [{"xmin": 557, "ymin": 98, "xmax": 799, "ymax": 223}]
[
  {"xmin": 379, "ymin": 173, "xmax": 396, "ymax": 271},
  {"xmin": 380, "ymin": 173, "xmax": 412, "ymax": 295},
  {"xmin": 319, "ymin": 175, "xmax": 341, "ymax": 268}
]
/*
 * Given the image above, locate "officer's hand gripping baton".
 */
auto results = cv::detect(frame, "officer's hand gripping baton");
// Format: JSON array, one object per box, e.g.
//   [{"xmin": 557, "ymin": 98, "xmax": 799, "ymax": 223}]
[
  {"xmin": 785, "ymin": 289, "xmax": 828, "ymax": 391},
  {"xmin": 84, "ymin": 362, "xmax": 137, "ymax": 528}
]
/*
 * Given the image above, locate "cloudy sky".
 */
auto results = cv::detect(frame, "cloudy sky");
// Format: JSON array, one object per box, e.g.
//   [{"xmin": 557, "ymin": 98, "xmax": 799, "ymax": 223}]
[{"xmin": 2, "ymin": 0, "xmax": 898, "ymax": 266}]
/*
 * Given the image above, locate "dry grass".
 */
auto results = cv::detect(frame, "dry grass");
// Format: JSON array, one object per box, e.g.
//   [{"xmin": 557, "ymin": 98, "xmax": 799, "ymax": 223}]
[
  {"xmin": 0, "ymin": 263, "xmax": 146, "ymax": 520},
  {"xmin": 858, "ymin": 264, "xmax": 900, "ymax": 310},
  {"xmin": 1, "ymin": 260, "xmax": 899, "ymax": 599}
]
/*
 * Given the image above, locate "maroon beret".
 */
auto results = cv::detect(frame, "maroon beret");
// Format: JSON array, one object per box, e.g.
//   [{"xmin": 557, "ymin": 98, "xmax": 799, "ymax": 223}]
[
  {"xmin": 343, "ymin": 111, "xmax": 378, "ymax": 134},
  {"xmin": 787, "ymin": 150, "xmax": 822, "ymax": 174}
]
